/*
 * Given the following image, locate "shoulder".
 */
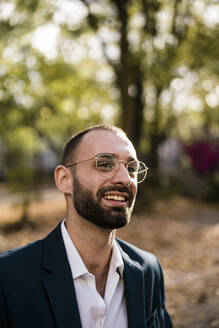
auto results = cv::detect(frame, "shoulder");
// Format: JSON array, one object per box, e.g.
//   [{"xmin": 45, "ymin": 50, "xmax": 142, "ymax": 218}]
[
  {"xmin": 117, "ymin": 239, "xmax": 172, "ymax": 326},
  {"xmin": 116, "ymin": 238, "xmax": 163, "ymax": 275},
  {"xmin": 0, "ymin": 239, "xmax": 43, "ymax": 277}
]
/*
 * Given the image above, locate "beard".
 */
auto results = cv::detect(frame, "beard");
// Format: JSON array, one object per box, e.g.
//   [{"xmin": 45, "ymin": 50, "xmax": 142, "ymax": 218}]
[{"xmin": 72, "ymin": 172, "xmax": 135, "ymax": 229}]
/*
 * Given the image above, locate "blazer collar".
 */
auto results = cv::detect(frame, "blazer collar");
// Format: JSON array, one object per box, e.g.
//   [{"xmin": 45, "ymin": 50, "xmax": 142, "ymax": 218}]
[
  {"xmin": 41, "ymin": 222, "xmax": 82, "ymax": 328},
  {"xmin": 40, "ymin": 223, "xmax": 146, "ymax": 328},
  {"xmin": 118, "ymin": 244, "xmax": 146, "ymax": 328}
]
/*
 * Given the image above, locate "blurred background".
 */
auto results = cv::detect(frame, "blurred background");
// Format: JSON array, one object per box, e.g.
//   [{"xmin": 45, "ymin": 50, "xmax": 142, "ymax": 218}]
[{"xmin": 0, "ymin": 0, "xmax": 219, "ymax": 327}]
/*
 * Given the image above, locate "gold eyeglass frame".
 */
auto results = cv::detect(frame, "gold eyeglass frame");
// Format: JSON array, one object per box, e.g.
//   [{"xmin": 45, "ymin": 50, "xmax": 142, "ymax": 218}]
[{"xmin": 65, "ymin": 153, "xmax": 148, "ymax": 183}]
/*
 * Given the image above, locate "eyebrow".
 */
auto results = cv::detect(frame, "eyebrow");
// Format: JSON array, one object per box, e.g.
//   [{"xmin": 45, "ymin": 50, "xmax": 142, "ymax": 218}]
[
  {"xmin": 96, "ymin": 152, "xmax": 137, "ymax": 162},
  {"xmin": 95, "ymin": 153, "xmax": 114, "ymax": 156}
]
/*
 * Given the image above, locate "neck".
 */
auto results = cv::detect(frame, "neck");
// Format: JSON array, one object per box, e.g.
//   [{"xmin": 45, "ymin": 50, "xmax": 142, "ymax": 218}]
[{"xmin": 65, "ymin": 212, "xmax": 116, "ymax": 275}]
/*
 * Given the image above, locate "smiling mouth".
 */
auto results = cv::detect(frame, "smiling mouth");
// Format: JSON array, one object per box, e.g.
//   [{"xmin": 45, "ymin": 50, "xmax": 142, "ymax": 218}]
[
  {"xmin": 97, "ymin": 186, "xmax": 133, "ymax": 207},
  {"xmin": 103, "ymin": 195, "xmax": 126, "ymax": 202}
]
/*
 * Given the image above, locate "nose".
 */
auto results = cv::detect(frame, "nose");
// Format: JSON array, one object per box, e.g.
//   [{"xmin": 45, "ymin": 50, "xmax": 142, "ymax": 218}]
[{"xmin": 111, "ymin": 162, "xmax": 133, "ymax": 186}]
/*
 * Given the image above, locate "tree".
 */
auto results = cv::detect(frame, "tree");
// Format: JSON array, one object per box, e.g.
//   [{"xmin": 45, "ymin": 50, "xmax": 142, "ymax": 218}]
[
  {"xmin": 0, "ymin": 0, "xmax": 113, "ymax": 227},
  {"xmin": 0, "ymin": 0, "xmax": 218, "ymax": 203},
  {"xmin": 77, "ymin": 0, "xmax": 218, "ymax": 169}
]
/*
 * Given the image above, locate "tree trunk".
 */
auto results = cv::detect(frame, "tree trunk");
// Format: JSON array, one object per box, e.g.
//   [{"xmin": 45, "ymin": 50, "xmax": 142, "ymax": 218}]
[
  {"xmin": 113, "ymin": 0, "xmax": 145, "ymax": 154},
  {"xmin": 149, "ymin": 87, "xmax": 166, "ymax": 170}
]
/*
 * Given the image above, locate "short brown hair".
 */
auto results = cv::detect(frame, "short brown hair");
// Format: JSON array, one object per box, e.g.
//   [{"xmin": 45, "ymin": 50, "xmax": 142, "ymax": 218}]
[{"xmin": 61, "ymin": 124, "xmax": 127, "ymax": 165}]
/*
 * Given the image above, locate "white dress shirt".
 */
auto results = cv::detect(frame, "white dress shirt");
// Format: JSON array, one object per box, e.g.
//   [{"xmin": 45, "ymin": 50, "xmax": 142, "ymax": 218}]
[{"xmin": 61, "ymin": 220, "xmax": 128, "ymax": 328}]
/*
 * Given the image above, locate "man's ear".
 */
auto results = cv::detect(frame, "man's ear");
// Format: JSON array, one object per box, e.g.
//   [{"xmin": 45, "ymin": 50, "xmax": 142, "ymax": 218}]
[{"xmin": 54, "ymin": 165, "xmax": 73, "ymax": 195}]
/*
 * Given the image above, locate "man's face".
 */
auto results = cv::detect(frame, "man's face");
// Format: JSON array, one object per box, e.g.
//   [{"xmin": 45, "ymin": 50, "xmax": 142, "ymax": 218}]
[
  {"xmin": 72, "ymin": 172, "xmax": 135, "ymax": 229},
  {"xmin": 71, "ymin": 130, "xmax": 138, "ymax": 230}
]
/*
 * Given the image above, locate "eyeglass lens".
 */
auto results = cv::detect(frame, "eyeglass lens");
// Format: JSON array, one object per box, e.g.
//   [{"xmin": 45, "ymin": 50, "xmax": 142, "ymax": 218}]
[
  {"xmin": 95, "ymin": 154, "xmax": 147, "ymax": 183},
  {"xmin": 96, "ymin": 154, "xmax": 117, "ymax": 173}
]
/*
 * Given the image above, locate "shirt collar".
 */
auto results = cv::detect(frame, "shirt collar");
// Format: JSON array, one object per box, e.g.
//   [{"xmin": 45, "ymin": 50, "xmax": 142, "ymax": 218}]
[
  {"xmin": 111, "ymin": 239, "xmax": 124, "ymax": 277},
  {"xmin": 61, "ymin": 219, "xmax": 124, "ymax": 279},
  {"xmin": 61, "ymin": 220, "xmax": 88, "ymax": 279}
]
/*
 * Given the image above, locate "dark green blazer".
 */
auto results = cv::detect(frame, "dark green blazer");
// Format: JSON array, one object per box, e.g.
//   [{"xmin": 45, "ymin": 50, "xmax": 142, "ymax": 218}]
[{"xmin": 0, "ymin": 222, "xmax": 172, "ymax": 328}]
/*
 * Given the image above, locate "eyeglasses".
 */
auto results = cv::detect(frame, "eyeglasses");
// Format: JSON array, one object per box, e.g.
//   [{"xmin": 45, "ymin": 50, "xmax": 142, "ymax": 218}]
[{"xmin": 65, "ymin": 153, "xmax": 148, "ymax": 183}]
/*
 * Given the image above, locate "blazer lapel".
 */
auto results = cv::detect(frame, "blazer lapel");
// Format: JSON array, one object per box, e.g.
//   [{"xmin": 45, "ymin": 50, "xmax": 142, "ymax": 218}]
[
  {"xmin": 41, "ymin": 223, "xmax": 82, "ymax": 328},
  {"xmin": 120, "ymin": 247, "xmax": 146, "ymax": 328}
]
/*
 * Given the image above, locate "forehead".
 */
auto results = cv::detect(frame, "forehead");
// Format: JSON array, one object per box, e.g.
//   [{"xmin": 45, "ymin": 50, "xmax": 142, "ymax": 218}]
[{"xmin": 77, "ymin": 129, "xmax": 137, "ymax": 160}]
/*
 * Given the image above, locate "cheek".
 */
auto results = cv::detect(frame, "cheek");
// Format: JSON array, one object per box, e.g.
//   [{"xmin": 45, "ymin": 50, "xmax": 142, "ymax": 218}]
[{"xmin": 78, "ymin": 169, "xmax": 105, "ymax": 192}]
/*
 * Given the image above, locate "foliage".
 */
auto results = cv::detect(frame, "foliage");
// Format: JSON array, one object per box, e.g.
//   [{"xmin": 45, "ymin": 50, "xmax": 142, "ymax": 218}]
[
  {"xmin": 185, "ymin": 141, "xmax": 219, "ymax": 175},
  {"xmin": 0, "ymin": 0, "xmax": 218, "ymax": 222},
  {"xmin": 76, "ymin": 0, "xmax": 219, "ymax": 167},
  {"xmin": 181, "ymin": 140, "xmax": 219, "ymax": 201}
]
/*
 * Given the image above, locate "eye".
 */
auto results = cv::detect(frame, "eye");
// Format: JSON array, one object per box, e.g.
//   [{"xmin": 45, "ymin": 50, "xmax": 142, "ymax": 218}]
[
  {"xmin": 127, "ymin": 161, "xmax": 138, "ymax": 175},
  {"xmin": 96, "ymin": 159, "xmax": 115, "ymax": 172}
]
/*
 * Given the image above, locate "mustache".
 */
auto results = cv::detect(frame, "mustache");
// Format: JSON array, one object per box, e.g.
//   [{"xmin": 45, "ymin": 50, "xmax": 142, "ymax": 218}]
[{"xmin": 97, "ymin": 186, "xmax": 134, "ymax": 203}]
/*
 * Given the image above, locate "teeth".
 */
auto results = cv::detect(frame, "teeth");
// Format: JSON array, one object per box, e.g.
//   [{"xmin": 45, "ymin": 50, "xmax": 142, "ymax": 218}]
[{"xmin": 104, "ymin": 195, "xmax": 126, "ymax": 202}]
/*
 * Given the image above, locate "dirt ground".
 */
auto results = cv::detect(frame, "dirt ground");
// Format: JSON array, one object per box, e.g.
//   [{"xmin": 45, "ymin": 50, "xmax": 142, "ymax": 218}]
[{"xmin": 0, "ymin": 189, "xmax": 219, "ymax": 327}]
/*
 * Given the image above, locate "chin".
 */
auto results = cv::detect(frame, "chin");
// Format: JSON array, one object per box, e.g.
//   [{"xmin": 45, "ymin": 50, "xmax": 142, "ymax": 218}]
[{"xmin": 103, "ymin": 208, "xmax": 131, "ymax": 229}]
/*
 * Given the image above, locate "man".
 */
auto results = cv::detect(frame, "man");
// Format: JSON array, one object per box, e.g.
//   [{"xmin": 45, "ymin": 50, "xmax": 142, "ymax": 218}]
[{"xmin": 0, "ymin": 125, "xmax": 172, "ymax": 328}]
